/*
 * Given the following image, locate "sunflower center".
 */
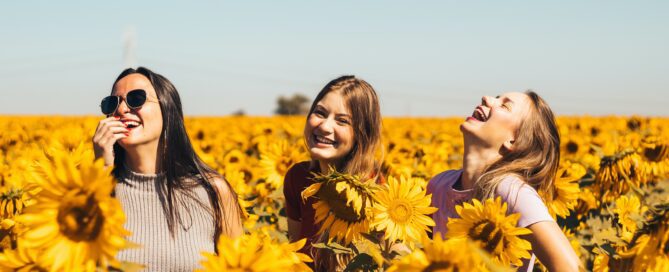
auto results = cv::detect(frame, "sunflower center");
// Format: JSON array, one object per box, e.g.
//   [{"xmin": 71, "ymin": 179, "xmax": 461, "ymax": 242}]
[
  {"xmin": 468, "ymin": 220, "xmax": 504, "ymax": 253},
  {"xmin": 566, "ymin": 141, "xmax": 579, "ymax": 154},
  {"xmin": 57, "ymin": 191, "xmax": 105, "ymax": 242},
  {"xmin": 643, "ymin": 145, "xmax": 668, "ymax": 162},
  {"xmin": 319, "ymin": 181, "xmax": 366, "ymax": 223},
  {"xmin": 627, "ymin": 118, "xmax": 641, "ymax": 131},
  {"xmin": 388, "ymin": 200, "xmax": 413, "ymax": 224}
]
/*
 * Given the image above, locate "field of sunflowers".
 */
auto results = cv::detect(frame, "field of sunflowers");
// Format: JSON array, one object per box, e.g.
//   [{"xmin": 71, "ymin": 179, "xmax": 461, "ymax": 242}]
[{"xmin": 0, "ymin": 115, "xmax": 667, "ymax": 271}]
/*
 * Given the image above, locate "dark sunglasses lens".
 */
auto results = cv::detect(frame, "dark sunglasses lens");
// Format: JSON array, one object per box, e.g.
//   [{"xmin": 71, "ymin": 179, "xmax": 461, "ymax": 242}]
[
  {"xmin": 126, "ymin": 90, "xmax": 147, "ymax": 108},
  {"xmin": 100, "ymin": 96, "xmax": 118, "ymax": 115}
]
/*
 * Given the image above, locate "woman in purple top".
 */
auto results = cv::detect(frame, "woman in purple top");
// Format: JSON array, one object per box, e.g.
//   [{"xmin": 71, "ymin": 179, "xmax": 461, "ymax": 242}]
[{"xmin": 427, "ymin": 91, "xmax": 580, "ymax": 271}]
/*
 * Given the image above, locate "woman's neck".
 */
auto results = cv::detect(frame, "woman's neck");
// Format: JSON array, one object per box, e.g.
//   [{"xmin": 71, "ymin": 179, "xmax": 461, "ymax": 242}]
[
  {"xmin": 123, "ymin": 143, "xmax": 160, "ymax": 174},
  {"xmin": 461, "ymin": 144, "xmax": 501, "ymax": 190}
]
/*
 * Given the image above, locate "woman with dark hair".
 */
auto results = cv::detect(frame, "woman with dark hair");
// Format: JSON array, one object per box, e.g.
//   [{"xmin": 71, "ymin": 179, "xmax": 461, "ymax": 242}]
[{"xmin": 92, "ymin": 67, "xmax": 243, "ymax": 271}]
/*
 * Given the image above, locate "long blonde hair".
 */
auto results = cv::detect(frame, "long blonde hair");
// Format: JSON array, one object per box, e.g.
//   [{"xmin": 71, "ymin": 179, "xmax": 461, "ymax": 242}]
[
  {"xmin": 305, "ymin": 75, "xmax": 383, "ymax": 179},
  {"xmin": 473, "ymin": 91, "xmax": 560, "ymax": 202}
]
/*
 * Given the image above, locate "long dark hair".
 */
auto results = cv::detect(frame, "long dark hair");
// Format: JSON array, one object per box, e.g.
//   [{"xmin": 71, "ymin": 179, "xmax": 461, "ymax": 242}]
[{"xmin": 111, "ymin": 67, "xmax": 241, "ymax": 240}]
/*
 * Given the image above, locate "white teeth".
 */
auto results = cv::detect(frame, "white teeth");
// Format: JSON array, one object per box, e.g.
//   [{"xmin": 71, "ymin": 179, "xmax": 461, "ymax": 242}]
[
  {"xmin": 315, "ymin": 135, "xmax": 335, "ymax": 145},
  {"xmin": 473, "ymin": 109, "xmax": 487, "ymax": 122},
  {"xmin": 124, "ymin": 121, "xmax": 141, "ymax": 127}
]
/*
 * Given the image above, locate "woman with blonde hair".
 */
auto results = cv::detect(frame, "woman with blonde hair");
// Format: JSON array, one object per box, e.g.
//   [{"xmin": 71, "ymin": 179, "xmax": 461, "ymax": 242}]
[{"xmin": 428, "ymin": 91, "xmax": 581, "ymax": 271}]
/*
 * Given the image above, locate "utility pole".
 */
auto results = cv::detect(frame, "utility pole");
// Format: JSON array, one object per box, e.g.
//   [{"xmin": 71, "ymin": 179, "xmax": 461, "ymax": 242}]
[{"xmin": 122, "ymin": 26, "xmax": 137, "ymax": 68}]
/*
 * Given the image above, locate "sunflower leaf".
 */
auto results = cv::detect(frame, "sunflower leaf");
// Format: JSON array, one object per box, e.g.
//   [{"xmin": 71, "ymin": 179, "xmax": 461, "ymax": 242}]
[
  {"xmin": 312, "ymin": 242, "xmax": 354, "ymax": 255},
  {"xmin": 359, "ymin": 232, "xmax": 381, "ymax": 244},
  {"xmin": 343, "ymin": 253, "xmax": 378, "ymax": 272}
]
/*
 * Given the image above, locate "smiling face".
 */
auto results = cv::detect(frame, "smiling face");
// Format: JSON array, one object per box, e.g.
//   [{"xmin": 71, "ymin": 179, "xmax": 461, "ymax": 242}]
[
  {"xmin": 304, "ymin": 90, "xmax": 355, "ymax": 166},
  {"xmin": 460, "ymin": 92, "xmax": 532, "ymax": 151},
  {"xmin": 111, "ymin": 73, "xmax": 163, "ymax": 148}
]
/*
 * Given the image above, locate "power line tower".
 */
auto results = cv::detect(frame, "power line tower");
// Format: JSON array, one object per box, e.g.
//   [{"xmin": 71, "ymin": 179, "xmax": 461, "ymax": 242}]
[{"xmin": 122, "ymin": 26, "xmax": 137, "ymax": 68}]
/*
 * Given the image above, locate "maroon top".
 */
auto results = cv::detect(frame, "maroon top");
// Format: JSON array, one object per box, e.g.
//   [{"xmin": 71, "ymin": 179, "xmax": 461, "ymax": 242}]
[
  {"xmin": 283, "ymin": 161, "xmax": 320, "ymax": 253},
  {"xmin": 283, "ymin": 161, "xmax": 385, "ymax": 254}
]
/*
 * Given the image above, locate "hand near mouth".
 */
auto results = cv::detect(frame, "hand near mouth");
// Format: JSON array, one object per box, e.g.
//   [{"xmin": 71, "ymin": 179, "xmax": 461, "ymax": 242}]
[{"xmin": 93, "ymin": 116, "xmax": 129, "ymax": 166}]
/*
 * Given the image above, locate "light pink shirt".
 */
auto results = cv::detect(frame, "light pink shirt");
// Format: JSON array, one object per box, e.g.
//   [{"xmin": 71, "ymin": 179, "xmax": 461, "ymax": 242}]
[{"xmin": 427, "ymin": 169, "xmax": 554, "ymax": 271}]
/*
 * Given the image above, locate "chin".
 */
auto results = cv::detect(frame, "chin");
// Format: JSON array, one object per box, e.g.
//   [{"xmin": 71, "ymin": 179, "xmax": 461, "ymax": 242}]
[
  {"xmin": 118, "ymin": 138, "xmax": 138, "ymax": 147},
  {"xmin": 310, "ymin": 150, "xmax": 343, "ymax": 164}
]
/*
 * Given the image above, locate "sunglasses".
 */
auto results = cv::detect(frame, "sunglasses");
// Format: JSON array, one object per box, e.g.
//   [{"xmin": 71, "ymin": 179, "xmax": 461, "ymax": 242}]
[{"xmin": 100, "ymin": 89, "xmax": 158, "ymax": 115}]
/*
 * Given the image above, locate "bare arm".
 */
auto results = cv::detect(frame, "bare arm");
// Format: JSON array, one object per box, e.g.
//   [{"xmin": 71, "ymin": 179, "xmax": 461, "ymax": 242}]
[
  {"xmin": 213, "ymin": 177, "xmax": 243, "ymax": 238},
  {"xmin": 525, "ymin": 221, "xmax": 581, "ymax": 272}
]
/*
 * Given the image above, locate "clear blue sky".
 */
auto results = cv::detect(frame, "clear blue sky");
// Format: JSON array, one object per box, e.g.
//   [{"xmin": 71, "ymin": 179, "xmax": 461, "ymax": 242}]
[{"xmin": 1, "ymin": 1, "xmax": 667, "ymax": 116}]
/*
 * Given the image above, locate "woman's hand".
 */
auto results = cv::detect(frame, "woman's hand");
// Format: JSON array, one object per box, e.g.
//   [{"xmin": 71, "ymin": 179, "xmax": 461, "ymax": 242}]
[
  {"xmin": 92, "ymin": 116, "xmax": 128, "ymax": 166},
  {"xmin": 525, "ymin": 221, "xmax": 582, "ymax": 272}
]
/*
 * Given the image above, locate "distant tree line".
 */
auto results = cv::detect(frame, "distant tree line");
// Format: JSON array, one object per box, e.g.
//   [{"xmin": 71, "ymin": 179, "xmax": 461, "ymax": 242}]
[{"xmin": 275, "ymin": 93, "xmax": 310, "ymax": 115}]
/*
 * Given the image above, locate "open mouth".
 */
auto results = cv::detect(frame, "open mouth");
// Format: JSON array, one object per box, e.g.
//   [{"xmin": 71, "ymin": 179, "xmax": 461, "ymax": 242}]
[
  {"xmin": 313, "ymin": 134, "xmax": 337, "ymax": 146},
  {"xmin": 122, "ymin": 120, "xmax": 142, "ymax": 130},
  {"xmin": 471, "ymin": 107, "xmax": 489, "ymax": 122}
]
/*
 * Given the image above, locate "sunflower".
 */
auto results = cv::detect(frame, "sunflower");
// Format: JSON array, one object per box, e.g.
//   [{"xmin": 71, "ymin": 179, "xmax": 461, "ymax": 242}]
[
  {"xmin": 638, "ymin": 136, "xmax": 669, "ymax": 179},
  {"xmin": 16, "ymin": 147, "xmax": 129, "ymax": 271},
  {"xmin": 592, "ymin": 248, "xmax": 611, "ymax": 272},
  {"xmin": 543, "ymin": 161, "xmax": 584, "ymax": 219},
  {"xmin": 595, "ymin": 150, "xmax": 647, "ymax": 202},
  {"xmin": 646, "ymin": 255, "xmax": 669, "ymax": 272},
  {"xmin": 612, "ymin": 195, "xmax": 644, "ymax": 235},
  {"xmin": 224, "ymin": 169, "xmax": 251, "ymax": 219},
  {"xmin": 259, "ymin": 139, "xmax": 307, "ymax": 189},
  {"xmin": 0, "ymin": 245, "xmax": 46, "ymax": 271},
  {"xmin": 196, "ymin": 233, "xmax": 312, "ymax": 272},
  {"xmin": 592, "ymin": 246, "xmax": 636, "ymax": 272},
  {"xmin": 573, "ymin": 188, "xmax": 598, "ymax": 219},
  {"xmin": 561, "ymin": 134, "xmax": 588, "ymax": 160},
  {"xmin": 371, "ymin": 175, "xmax": 437, "ymax": 246},
  {"xmin": 446, "ymin": 197, "xmax": 533, "ymax": 267},
  {"xmin": 221, "ymin": 149, "xmax": 248, "ymax": 171},
  {"xmin": 628, "ymin": 210, "xmax": 669, "ymax": 272},
  {"xmin": 387, "ymin": 235, "xmax": 503, "ymax": 272},
  {"xmin": 301, "ymin": 168, "xmax": 378, "ymax": 244}
]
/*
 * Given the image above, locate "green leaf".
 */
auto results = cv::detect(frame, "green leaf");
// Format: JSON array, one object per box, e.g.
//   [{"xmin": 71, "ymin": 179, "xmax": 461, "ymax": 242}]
[
  {"xmin": 344, "ymin": 253, "xmax": 378, "ymax": 272},
  {"xmin": 312, "ymin": 242, "xmax": 354, "ymax": 255}
]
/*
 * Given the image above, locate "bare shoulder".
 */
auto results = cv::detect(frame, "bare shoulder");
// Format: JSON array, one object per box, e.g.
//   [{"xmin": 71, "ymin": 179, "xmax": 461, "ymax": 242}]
[{"xmin": 205, "ymin": 174, "xmax": 236, "ymax": 200}]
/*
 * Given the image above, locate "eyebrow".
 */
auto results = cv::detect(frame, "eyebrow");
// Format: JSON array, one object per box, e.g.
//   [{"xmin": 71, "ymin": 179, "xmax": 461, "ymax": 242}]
[
  {"xmin": 496, "ymin": 95, "xmax": 515, "ymax": 104},
  {"xmin": 315, "ymin": 104, "xmax": 352, "ymax": 118}
]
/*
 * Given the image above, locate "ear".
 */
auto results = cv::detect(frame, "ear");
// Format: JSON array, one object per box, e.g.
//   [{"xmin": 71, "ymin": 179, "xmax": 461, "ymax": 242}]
[{"xmin": 502, "ymin": 139, "xmax": 515, "ymax": 153}]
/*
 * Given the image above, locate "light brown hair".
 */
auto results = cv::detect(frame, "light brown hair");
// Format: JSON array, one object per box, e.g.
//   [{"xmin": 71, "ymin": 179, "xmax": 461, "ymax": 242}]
[
  {"xmin": 306, "ymin": 75, "xmax": 383, "ymax": 179},
  {"xmin": 473, "ymin": 91, "xmax": 560, "ymax": 202},
  {"xmin": 307, "ymin": 75, "xmax": 383, "ymax": 271}
]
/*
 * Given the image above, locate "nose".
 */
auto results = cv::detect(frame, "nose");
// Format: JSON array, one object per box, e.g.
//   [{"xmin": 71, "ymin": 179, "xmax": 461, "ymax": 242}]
[
  {"xmin": 316, "ymin": 117, "xmax": 335, "ymax": 135},
  {"xmin": 115, "ymin": 98, "xmax": 131, "ymax": 116},
  {"xmin": 481, "ymin": 96, "xmax": 494, "ymax": 107}
]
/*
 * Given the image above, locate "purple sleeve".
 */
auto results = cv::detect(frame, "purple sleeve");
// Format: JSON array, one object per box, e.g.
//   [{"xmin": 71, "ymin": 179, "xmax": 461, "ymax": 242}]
[
  {"xmin": 427, "ymin": 171, "xmax": 448, "ymax": 207},
  {"xmin": 495, "ymin": 176, "xmax": 554, "ymax": 228}
]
